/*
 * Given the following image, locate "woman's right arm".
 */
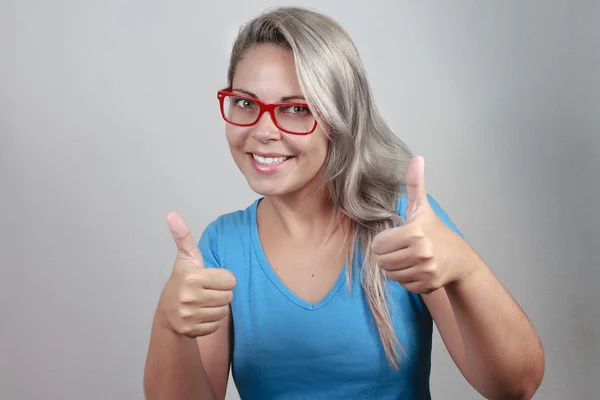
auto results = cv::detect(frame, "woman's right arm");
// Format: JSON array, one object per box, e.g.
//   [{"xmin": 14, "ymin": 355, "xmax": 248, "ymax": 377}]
[
  {"xmin": 144, "ymin": 212, "xmax": 236, "ymax": 400},
  {"xmin": 144, "ymin": 307, "xmax": 232, "ymax": 400}
]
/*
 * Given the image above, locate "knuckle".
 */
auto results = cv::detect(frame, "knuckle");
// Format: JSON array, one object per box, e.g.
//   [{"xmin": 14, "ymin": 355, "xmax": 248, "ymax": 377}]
[
  {"xmin": 414, "ymin": 253, "xmax": 428, "ymax": 263},
  {"xmin": 176, "ymin": 307, "xmax": 193, "ymax": 321},
  {"xmin": 171, "ymin": 324, "xmax": 184, "ymax": 335},
  {"xmin": 183, "ymin": 273, "xmax": 200, "ymax": 286},
  {"xmin": 421, "ymin": 263, "xmax": 439, "ymax": 278},
  {"xmin": 178, "ymin": 323, "xmax": 195, "ymax": 337},
  {"xmin": 410, "ymin": 226, "xmax": 425, "ymax": 239},
  {"xmin": 417, "ymin": 249, "xmax": 431, "ymax": 262},
  {"xmin": 415, "ymin": 242, "xmax": 433, "ymax": 261},
  {"xmin": 178, "ymin": 290, "xmax": 196, "ymax": 305}
]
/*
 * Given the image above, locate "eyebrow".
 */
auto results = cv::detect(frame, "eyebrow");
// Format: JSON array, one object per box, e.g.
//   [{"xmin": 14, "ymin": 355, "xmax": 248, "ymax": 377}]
[{"xmin": 232, "ymin": 88, "xmax": 306, "ymax": 103}]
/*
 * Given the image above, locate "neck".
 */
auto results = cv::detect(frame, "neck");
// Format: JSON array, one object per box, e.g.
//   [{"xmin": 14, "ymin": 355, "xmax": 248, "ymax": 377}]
[{"xmin": 260, "ymin": 184, "xmax": 343, "ymax": 242}]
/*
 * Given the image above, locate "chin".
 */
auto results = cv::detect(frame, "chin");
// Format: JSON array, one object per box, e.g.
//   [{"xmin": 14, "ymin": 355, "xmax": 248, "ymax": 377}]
[{"xmin": 246, "ymin": 180, "xmax": 292, "ymax": 197}]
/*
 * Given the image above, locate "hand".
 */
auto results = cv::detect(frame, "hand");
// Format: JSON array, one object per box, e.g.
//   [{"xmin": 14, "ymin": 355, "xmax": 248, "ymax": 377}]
[
  {"xmin": 158, "ymin": 212, "xmax": 236, "ymax": 338},
  {"xmin": 372, "ymin": 156, "xmax": 471, "ymax": 293}
]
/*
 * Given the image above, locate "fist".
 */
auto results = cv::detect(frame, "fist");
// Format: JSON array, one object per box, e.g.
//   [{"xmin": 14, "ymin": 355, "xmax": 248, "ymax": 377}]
[
  {"xmin": 372, "ymin": 156, "xmax": 467, "ymax": 293},
  {"xmin": 158, "ymin": 212, "xmax": 236, "ymax": 338}
]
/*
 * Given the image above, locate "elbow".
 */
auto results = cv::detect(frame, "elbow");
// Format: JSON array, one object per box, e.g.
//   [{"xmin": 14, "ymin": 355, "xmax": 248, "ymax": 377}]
[
  {"xmin": 487, "ymin": 378, "xmax": 542, "ymax": 400},
  {"xmin": 509, "ymin": 380, "xmax": 542, "ymax": 400},
  {"xmin": 504, "ymin": 335, "xmax": 546, "ymax": 400},
  {"xmin": 521, "ymin": 342, "xmax": 546, "ymax": 399},
  {"xmin": 518, "ymin": 365, "xmax": 545, "ymax": 400},
  {"xmin": 499, "ymin": 357, "xmax": 545, "ymax": 400},
  {"xmin": 480, "ymin": 351, "xmax": 545, "ymax": 400}
]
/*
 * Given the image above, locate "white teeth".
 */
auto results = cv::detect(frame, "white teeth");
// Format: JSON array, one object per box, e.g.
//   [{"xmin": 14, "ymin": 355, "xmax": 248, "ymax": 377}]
[{"xmin": 252, "ymin": 154, "xmax": 290, "ymax": 165}]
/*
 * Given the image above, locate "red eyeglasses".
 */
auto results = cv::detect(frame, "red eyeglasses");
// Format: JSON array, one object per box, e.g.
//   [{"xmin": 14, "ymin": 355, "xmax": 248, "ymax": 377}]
[{"xmin": 217, "ymin": 87, "xmax": 318, "ymax": 135}]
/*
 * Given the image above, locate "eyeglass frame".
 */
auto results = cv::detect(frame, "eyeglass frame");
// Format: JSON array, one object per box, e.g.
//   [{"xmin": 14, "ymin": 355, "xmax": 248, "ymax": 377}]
[{"xmin": 217, "ymin": 87, "xmax": 319, "ymax": 135}]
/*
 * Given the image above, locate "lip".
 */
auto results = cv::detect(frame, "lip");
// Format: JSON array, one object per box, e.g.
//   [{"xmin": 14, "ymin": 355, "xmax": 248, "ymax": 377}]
[
  {"xmin": 248, "ymin": 151, "xmax": 292, "ymax": 158},
  {"xmin": 248, "ymin": 153, "xmax": 294, "ymax": 175}
]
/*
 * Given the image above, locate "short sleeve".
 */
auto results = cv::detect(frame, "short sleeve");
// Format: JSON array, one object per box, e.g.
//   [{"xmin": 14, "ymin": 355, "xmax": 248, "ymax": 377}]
[
  {"xmin": 396, "ymin": 193, "xmax": 465, "ymax": 239},
  {"xmin": 197, "ymin": 219, "xmax": 222, "ymax": 268}
]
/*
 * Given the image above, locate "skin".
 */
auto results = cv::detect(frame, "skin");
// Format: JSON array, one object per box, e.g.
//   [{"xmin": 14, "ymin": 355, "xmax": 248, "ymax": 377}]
[
  {"xmin": 372, "ymin": 156, "xmax": 545, "ymax": 399},
  {"xmin": 143, "ymin": 43, "xmax": 545, "ymax": 400},
  {"xmin": 225, "ymin": 44, "xmax": 329, "ymax": 205}
]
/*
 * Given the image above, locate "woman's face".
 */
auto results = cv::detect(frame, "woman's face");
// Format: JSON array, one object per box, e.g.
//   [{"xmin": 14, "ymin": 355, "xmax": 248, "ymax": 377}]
[{"xmin": 225, "ymin": 44, "xmax": 328, "ymax": 198}]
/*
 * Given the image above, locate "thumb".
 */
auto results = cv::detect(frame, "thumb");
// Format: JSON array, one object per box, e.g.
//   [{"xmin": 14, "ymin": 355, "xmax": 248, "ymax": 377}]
[
  {"xmin": 406, "ymin": 155, "xmax": 429, "ymax": 221},
  {"xmin": 166, "ymin": 211, "xmax": 204, "ymax": 266}
]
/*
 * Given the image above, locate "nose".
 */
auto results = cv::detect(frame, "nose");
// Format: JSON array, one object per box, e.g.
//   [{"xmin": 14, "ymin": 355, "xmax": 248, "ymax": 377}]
[{"xmin": 251, "ymin": 111, "xmax": 281, "ymax": 143}]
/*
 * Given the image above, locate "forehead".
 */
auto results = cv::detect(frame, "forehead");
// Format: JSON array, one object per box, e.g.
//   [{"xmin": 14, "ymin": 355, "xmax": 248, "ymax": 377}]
[{"xmin": 231, "ymin": 44, "xmax": 303, "ymax": 101}]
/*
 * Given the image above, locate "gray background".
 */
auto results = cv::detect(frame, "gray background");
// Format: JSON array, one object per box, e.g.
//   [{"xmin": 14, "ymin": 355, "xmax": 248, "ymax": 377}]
[{"xmin": 1, "ymin": 1, "xmax": 598, "ymax": 399}]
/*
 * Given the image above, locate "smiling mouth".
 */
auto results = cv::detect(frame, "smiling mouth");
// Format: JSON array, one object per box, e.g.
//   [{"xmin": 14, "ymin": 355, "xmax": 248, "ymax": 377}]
[{"xmin": 251, "ymin": 154, "xmax": 293, "ymax": 165}]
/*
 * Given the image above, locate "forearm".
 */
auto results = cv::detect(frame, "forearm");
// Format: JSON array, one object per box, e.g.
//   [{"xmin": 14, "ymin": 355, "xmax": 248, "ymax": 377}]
[
  {"xmin": 144, "ymin": 312, "xmax": 216, "ymax": 400},
  {"xmin": 445, "ymin": 250, "xmax": 544, "ymax": 399}
]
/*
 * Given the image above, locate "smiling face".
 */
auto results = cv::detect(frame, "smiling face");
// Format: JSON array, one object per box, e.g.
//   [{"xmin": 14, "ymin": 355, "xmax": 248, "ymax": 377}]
[{"xmin": 224, "ymin": 44, "xmax": 329, "ymax": 198}]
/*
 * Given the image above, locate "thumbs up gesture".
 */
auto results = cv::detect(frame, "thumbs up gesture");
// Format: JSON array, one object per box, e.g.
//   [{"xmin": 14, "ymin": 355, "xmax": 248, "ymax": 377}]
[
  {"xmin": 157, "ymin": 212, "xmax": 236, "ymax": 338},
  {"xmin": 372, "ymin": 156, "xmax": 469, "ymax": 294}
]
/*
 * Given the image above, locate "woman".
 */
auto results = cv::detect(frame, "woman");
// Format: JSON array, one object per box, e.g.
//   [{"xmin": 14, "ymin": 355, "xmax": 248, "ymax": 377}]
[{"xmin": 144, "ymin": 6, "xmax": 544, "ymax": 399}]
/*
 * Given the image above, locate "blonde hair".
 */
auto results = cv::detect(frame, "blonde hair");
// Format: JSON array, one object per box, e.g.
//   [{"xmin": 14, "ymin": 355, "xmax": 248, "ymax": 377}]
[{"xmin": 227, "ymin": 6, "xmax": 412, "ymax": 368}]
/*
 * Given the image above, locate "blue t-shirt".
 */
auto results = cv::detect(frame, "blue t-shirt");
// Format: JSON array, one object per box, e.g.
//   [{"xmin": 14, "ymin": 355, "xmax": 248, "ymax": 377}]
[{"xmin": 198, "ymin": 194, "xmax": 463, "ymax": 399}]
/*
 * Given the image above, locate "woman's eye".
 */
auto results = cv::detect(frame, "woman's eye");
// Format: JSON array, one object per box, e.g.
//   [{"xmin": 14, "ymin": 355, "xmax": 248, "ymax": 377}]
[
  {"xmin": 284, "ymin": 105, "xmax": 310, "ymax": 115},
  {"xmin": 294, "ymin": 106, "xmax": 307, "ymax": 113},
  {"xmin": 235, "ymin": 99, "xmax": 256, "ymax": 109}
]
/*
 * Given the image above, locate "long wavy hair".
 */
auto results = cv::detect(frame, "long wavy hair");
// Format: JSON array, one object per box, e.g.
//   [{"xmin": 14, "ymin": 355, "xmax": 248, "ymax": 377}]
[{"xmin": 226, "ymin": 6, "xmax": 413, "ymax": 368}]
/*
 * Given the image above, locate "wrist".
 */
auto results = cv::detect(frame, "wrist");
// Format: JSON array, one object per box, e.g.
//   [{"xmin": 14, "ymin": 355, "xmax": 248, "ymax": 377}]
[
  {"xmin": 447, "ymin": 239, "xmax": 485, "ymax": 286},
  {"xmin": 155, "ymin": 295, "xmax": 179, "ymax": 336},
  {"xmin": 154, "ymin": 305, "xmax": 171, "ymax": 331}
]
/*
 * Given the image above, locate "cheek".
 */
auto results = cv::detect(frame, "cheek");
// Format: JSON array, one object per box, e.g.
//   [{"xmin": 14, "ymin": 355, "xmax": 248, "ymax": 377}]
[
  {"xmin": 308, "ymin": 131, "xmax": 329, "ymax": 165},
  {"xmin": 225, "ymin": 126, "xmax": 246, "ymax": 149},
  {"xmin": 290, "ymin": 133, "xmax": 328, "ymax": 177}
]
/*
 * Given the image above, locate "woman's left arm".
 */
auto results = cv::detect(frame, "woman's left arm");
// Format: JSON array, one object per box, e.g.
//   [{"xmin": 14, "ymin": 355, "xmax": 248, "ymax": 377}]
[
  {"xmin": 372, "ymin": 156, "xmax": 544, "ymax": 400},
  {"xmin": 421, "ymin": 243, "xmax": 545, "ymax": 400}
]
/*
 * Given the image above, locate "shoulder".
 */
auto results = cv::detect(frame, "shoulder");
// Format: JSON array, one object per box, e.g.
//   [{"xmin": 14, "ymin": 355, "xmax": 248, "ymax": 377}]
[
  {"xmin": 197, "ymin": 198, "xmax": 261, "ymax": 268},
  {"xmin": 201, "ymin": 198, "xmax": 260, "ymax": 236}
]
